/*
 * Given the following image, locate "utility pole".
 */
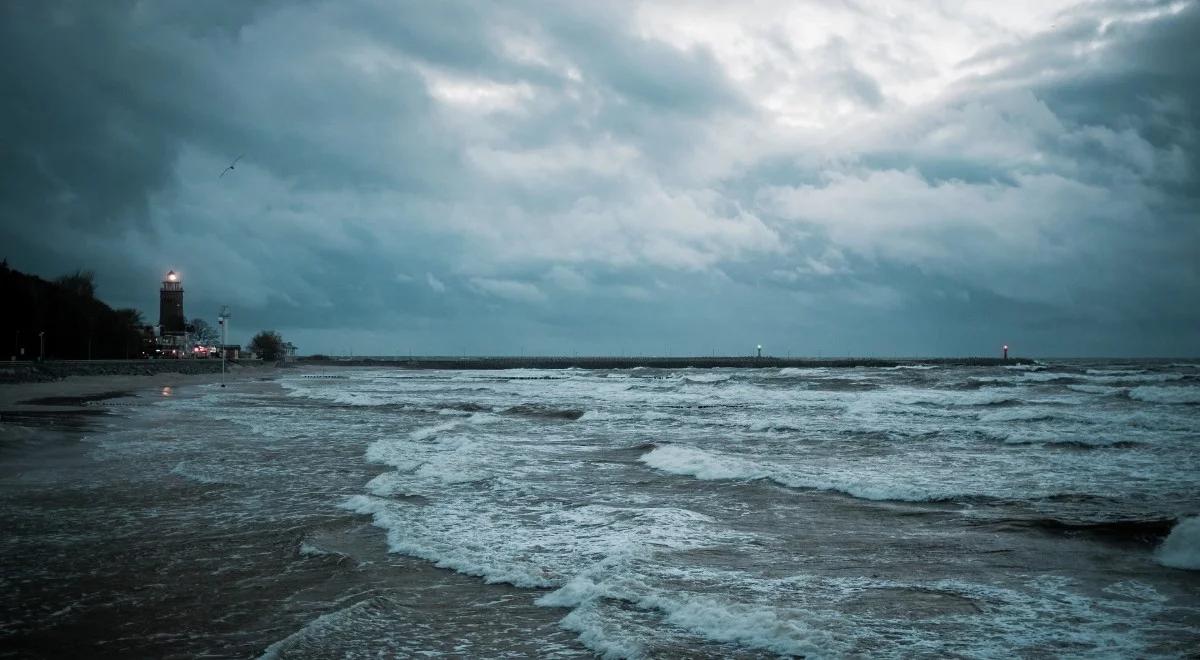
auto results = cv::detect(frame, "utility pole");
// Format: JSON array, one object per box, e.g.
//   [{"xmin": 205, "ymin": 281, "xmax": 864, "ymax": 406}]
[{"xmin": 218, "ymin": 306, "xmax": 231, "ymax": 388}]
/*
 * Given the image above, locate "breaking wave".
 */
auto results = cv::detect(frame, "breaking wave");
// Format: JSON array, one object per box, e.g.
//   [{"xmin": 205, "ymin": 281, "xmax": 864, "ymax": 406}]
[
  {"xmin": 1128, "ymin": 386, "xmax": 1200, "ymax": 405},
  {"xmin": 542, "ymin": 581, "xmax": 835, "ymax": 659},
  {"xmin": 1156, "ymin": 517, "xmax": 1200, "ymax": 570},
  {"xmin": 639, "ymin": 445, "xmax": 767, "ymax": 481},
  {"xmin": 639, "ymin": 446, "xmax": 997, "ymax": 503}
]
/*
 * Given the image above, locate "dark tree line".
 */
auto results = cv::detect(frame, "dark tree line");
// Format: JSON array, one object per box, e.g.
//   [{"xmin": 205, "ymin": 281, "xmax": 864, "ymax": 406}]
[{"xmin": 1, "ymin": 261, "xmax": 148, "ymax": 360}]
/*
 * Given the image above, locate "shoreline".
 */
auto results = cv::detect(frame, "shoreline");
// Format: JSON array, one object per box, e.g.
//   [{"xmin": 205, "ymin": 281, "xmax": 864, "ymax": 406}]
[
  {"xmin": 0, "ymin": 364, "xmax": 285, "ymax": 413},
  {"xmin": 0, "ymin": 358, "xmax": 261, "ymax": 386},
  {"xmin": 0, "ymin": 362, "xmax": 582, "ymax": 658}
]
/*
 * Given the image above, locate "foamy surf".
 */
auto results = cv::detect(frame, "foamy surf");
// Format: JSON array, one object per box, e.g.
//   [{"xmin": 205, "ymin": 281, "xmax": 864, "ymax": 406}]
[
  {"xmin": 1129, "ymin": 386, "xmax": 1200, "ymax": 404},
  {"xmin": 236, "ymin": 362, "xmax": 1200, "ymax": 656},
  {"xmin": 638, "ymin": 445, "xmax": 768, "ymax": 481},
  {"xmin": 1156, "ymin": 518, "xmax": 1200, "ymax": 570}
]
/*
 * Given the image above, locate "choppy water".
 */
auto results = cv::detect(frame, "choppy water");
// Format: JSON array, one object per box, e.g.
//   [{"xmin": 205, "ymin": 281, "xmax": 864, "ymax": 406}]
[{"xmin": 4, "ymin": 360, "xmax": 1200, "ymax": 658}]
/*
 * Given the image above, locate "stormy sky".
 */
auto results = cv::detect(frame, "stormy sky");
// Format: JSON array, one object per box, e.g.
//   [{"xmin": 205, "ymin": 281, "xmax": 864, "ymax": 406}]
[{"xmin": 2, "ymin": 1, "xmax": 1197, "ymax": 357}]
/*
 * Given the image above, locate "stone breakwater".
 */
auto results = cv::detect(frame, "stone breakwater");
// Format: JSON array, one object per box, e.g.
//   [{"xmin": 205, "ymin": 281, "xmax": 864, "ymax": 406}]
[
  {"xmin": 0, "ymin": 359, "xmax": 256, "ymax": 384},
  {"xmin": 300, "ymin": 356, "xmax": 1035, "ymax": 370}
]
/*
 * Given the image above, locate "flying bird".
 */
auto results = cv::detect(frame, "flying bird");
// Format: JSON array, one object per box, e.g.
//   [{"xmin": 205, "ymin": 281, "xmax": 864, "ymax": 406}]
[{"xmin": 219, "ymin": 154, "xmax": 243, "ymax": 178}]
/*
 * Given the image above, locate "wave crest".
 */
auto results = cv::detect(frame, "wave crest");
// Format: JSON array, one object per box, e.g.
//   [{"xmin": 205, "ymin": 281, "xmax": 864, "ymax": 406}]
[
  {"xmin": 639, "ymin": 446, "xmax": 767, "ymax": 481},
  {"xmin": 1156, "ymin": 517, "xmax": 1200, "ymax": 570},
  {"xmin": 1128, "ymin": 386, "xmax": 1200, "ymax": 405}
]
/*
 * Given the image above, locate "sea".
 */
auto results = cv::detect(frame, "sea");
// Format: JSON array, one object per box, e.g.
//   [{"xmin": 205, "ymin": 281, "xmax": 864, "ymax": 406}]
[{"xmin": 2, "ymin": 360, "xmax": 1199, "ymax": 658}]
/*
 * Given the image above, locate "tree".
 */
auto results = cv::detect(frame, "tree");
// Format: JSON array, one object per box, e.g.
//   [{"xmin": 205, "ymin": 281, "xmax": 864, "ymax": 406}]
[
  {"xmin": 115, "ymin": 308, "xmax": 147, "ymax": 358},
  {"xmin": 55, "ymin": 270, "xmax": 96, "ymax": 298},
  {"xmin": 190, "ymin": 318, "xmax": 219, "ymax": 345},
  {"xmin": 2, "ymin": 264, "xmax": 148, "ymax": 360},
  {"xmin": 115, "ymin": 308, "xmax": 144, "ymax": 327},
  {"xmin": 249, "ymin": 330, "xmax": 285, "ymax": 361}
]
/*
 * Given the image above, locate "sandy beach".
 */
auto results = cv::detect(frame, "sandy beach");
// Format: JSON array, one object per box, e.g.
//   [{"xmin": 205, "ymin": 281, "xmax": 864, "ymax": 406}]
[{"xmin": 0, "ymin": 364, "xmax": 280, "ymax": 413}]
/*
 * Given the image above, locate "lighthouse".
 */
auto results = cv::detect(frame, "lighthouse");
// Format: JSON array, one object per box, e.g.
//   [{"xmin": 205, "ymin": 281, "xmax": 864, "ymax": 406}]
[{"xmin": 159, "ymin": 270, "xmax": 185, "ymax": 335}]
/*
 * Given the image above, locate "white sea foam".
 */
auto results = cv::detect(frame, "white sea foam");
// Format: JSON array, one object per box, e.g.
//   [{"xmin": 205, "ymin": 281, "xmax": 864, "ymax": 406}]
[
  {"xmin": 777, "ymin": 367, "xmax": 822, "ymax": 376},
  {"xmin": 345, "ymin": 494, "xmax": 559, "ymax": 588},
  {"xmin": 990, "ymin": 430, "xmax": 1062, "ymax": 445},
  {"xmin": 541, "ymin": 566, "xmax": 836, "ymax": 658},
  {"xmin": 579, "ymin": 410, "xmax": 617, "ymax": 422},
  {"xmin": 1086, "ymin": 373, "xmax": 1184, "ymax": 384},
  {"xmin": 555, "ymin": 603, "xmax": 646, "ymax": 660},
  {"xmin": 347, "ymin": 480, "xmax": 735, "ymax": 594},
  {"xmin": 319, "ymin": 363, "xmax": 1200, "ymax": 656},
  {"xmin": 1156, "ymin": 517, "xmax": 1200, "ymax": 570},
  {"xmin": 639, "ymin": 446, "xmax": 983, "ymax": 503},
  {"xmin": 902, "ymin": 575, "xmax": 1172, "ymax": 657},
  {"xmin": 659, "ymin": 596, "xmax": 830, "ymax": 658},
  {"xmin": 298, "ymin": 541, "xmax": 338, "ymax": 557},
  {"xmin": 770, "ymin": 472, "xmax": 966, "ymax": 503},
  {"xmin": 1128, "ymin": 386, "xmax": 1200, "ymax": 404},
  {"xmin": 747, "ymin": 419, "xmax": 802, "ymax": 433},
  {"xmin": 639, "ymin": 446, "xmax": 768, "ymax": 481},
  {"xmin": 683, "ymin": 373, "xmax": 731, "ymax": 383},
  {"xmin": 578, "ymin": 409, "xmax": 673, "ymax": 423},
  {"xmin": 878, "ymin": 388, "xmax": 1026, "ymax": 408},
  {"xmin": 1015, "ymin": 371, "xmax": 1077, "ymax": 382},
  {"xmin": 408, "ymin": 421, "xmax": 461, "ymax": 442}
]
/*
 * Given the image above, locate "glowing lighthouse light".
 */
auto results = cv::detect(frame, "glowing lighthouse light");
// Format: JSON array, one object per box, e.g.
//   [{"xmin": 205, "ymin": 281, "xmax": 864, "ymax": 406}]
[{"xmin": 167, "ymin": 270, "xmax": 178, "ymax": 282}]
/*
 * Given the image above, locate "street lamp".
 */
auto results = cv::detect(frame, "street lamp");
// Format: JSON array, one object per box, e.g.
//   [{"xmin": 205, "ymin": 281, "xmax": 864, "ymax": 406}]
[
  {"xmin": 38, "ymin": 331, "xmax": 45, "ymax": 362},
  {"xmin": 218, "ymin": 305, "xmax": 231, "ymax": 387}
]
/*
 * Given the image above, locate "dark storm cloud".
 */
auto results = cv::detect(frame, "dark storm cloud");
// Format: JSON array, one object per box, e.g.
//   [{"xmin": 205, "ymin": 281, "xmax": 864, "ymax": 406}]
[{"xmin": 0, "ymin": 0, "xmax": 1196, "ymax": 356}]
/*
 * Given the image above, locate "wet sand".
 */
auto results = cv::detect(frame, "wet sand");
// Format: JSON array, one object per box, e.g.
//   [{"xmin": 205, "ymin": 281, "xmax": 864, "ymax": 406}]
[
  {"xmin": 0, "ymin": 365, "xmax": 278, "ymax": 412},
  {"xmin": 0, "ymin": 369, "xmax": 587, "ymax": 659}
]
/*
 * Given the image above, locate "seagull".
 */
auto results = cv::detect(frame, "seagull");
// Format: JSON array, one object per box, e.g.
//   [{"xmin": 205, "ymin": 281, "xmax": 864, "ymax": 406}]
[{"xmin": 219, "ymin": 154, "xmax": 243, "ymax": 178}]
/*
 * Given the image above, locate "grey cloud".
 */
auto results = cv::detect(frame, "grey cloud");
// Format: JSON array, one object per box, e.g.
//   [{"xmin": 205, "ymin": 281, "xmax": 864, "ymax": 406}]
[{"xmin": 1, "ymin": 1, "xmax": 1196, "ymax": 356}]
